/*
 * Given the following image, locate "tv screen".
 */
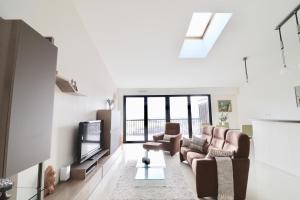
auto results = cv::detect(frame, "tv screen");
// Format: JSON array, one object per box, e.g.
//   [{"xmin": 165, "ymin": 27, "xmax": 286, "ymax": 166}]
[{"xmin": 78, "ymin": 120, "xmax": 102, "ymax": 163}]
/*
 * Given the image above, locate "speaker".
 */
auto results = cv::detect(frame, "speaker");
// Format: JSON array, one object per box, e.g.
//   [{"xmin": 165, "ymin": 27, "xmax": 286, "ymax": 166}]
[{"xmin": 59, "ymin": 165, "xmax": 70, "ymax": 181}]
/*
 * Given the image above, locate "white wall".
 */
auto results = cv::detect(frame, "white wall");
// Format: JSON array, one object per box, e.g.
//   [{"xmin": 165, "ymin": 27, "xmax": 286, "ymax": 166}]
[
  {"xmin": 237, "ymin": 1, "xmax": 300, "ymax": 124},
  {"xmin": 235, "ymin": 1, "xmax": 300, "ymax": 177},
  {"xmin": 0, "ymin": 0, "xmax": 116, "ymax": 196},
  {"xmin": 117, "ymin": 87, "xmax": 240, "ymax": 130},
  {"xmin": 253, "ymin": 120, "xmax": 300, "ymax": 177}
]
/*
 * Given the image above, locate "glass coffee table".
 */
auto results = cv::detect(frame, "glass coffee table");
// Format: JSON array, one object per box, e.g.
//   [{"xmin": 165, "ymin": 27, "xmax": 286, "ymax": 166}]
[{"xmin": 135, "ymin": 150, "xmax": 166, "ymax": 180}]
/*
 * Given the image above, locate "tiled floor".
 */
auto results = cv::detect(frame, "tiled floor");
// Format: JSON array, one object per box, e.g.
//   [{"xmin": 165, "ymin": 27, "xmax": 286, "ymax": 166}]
[{"xmin": 89, "ymin": 144, "xmax": 300, "ymax": 200}]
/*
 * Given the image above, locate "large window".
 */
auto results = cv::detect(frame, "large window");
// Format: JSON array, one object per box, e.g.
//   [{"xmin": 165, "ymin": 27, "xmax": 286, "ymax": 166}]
[
  {"xmin": 147, "ymin": 97, "xmax": 166, "ymax": 141},
  {"xmin": 124, "ymin": 95, "xmax": 212, "ymax": 143},
  {"xmin": 170, "ymin": 97, "xmax": 189, "ymax": 137},
  {"xmin": 125, "ymin": 97, "xmax": 145, "ymax": 142}
]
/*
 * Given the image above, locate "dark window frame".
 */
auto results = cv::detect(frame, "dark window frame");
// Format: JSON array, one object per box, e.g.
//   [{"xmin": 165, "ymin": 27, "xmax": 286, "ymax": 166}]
[{"xmin": 123, "ymin": 94, "xmax": 212, "ymax": 143}]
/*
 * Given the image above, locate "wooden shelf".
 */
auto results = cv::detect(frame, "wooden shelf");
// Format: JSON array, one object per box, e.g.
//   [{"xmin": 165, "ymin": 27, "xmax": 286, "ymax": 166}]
[
  {"xmin": 56, "ymin": 75, "xmax": 85, "ymax": 96},
  {"xmin": 44, "ymin": 147, "xmax": 122, "ymax": 200},
  {"xmin": 70, "ymin": 149, "xmax": 109, "ymax": 180}
]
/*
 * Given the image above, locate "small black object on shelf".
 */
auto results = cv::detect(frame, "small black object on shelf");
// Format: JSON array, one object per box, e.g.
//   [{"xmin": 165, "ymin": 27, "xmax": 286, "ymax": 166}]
[
  {"xmin": 0, "ymin": 179, "xmax": 13, "ymax": 200},
  {"xmin": 142, "ymin": 157, "xmax": 150, "ymax": 165}
]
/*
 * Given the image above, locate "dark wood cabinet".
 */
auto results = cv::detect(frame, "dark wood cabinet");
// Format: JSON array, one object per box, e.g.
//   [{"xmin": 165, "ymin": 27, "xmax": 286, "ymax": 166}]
[
  {"xmin": 96, "ymin": 110, "xmax": 121, "ymax": 155},
  {"xmin": 0, "ymin": 19, "xmax": 57, "ymax": 178}
]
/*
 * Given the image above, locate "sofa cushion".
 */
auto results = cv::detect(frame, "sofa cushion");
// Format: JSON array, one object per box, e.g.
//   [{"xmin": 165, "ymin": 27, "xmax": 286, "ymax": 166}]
[
  {"xmin": 208, "ymin": 127, "xmax": 228, "ymax": 150},
  {"xmin": 190, "ymin": 135, "xmax": 207, "ymax": 153},
  {"xmin": 180, "ymin": 146, "xmax": 192, "ymax": 159},
  {"xmin": 182, "ymin": 137, "xmax": 191, "ymax": 147},
  {"xmin": 223, "ymin": 130, "xmax": 250, "ymax": 158},
  {"xmin": 187, "ymin": 151, "xmax": 206, "ymax": 165}
]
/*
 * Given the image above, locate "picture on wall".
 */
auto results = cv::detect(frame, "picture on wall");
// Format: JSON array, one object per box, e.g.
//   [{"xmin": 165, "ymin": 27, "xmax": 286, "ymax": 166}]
[{"xmin": 218, "ymin": 100, "xmax": 232, "ymax": 112}]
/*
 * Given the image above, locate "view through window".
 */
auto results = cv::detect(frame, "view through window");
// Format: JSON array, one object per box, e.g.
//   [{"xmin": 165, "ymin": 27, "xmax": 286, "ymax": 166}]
[{"xmin": 124, "ymin": 95, "xmax": 211, "ymax": 142}]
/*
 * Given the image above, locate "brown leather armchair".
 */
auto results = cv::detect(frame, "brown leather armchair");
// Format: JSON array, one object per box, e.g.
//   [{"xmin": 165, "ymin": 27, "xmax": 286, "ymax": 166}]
[{"xmin": 153, "ymin": 123, "xmax": 182, "ymax": 156}]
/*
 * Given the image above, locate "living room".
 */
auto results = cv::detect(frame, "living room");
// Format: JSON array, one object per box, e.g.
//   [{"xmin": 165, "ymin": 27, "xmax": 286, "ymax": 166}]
[{"xmin": 0, "ymin": 0, "xmax": 300, "ymax": 199}]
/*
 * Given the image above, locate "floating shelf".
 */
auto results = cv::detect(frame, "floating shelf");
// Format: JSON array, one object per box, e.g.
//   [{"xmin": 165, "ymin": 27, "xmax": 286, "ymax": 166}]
[{"xmin": 56, "ymin": 75, "xmax": 85, "ymax": 96}]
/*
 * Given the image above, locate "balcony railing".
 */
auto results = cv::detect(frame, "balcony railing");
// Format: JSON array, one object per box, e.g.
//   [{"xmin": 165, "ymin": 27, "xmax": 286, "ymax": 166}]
[{"xmin": 126, "ymin": 118, "xmax": 202, "ymax": 139}]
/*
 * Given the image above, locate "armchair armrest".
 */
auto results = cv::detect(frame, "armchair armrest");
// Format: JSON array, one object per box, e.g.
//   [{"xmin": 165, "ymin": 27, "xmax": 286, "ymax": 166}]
[
  {"xmin": 170, "ymin": 133, "xmax": 182, "ymax": 143},
  {"xmin": 193, "ymin": 158, "xmax": 250, "ymax": 199},
  {"xmin": 169, "ymin": 134, "xmax": 182, "ymax": 156},
  {"xmin": 153, "ymin": 133, "xmax": 164, "ymax": 142}
]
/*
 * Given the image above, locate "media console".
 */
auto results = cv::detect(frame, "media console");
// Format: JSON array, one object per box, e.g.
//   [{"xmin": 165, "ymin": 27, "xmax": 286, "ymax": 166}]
[{"xmin": 71, "ymin": 149, "xmax": 109, "ymax": 180}]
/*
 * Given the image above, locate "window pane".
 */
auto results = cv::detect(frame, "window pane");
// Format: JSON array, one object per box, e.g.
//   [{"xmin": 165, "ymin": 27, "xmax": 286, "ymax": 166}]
[
  {"xmin": 126, "ymin": 97, "xmax": 144, "ymax": 141},
  {"xmin": 170, "ymin": 97, "xmax": 189, "ymax": 137},
  {"xmin": 147, "ymin": 97, "xmax": 166, "ymax": 141},
  {"xmin": 191, "ymin": 96, "xmax": 210, "ymax": 135}
]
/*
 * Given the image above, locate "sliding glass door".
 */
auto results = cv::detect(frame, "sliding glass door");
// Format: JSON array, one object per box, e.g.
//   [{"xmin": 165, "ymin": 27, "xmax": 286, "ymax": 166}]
[
  {"xmin": 124, "ymin": 95, "xmax": 212, "ymax": 143},
  {"xmin": 125, "ymin": 97, "xmax": 145, "ymax": 142},
  {"xmin": 147, "ymin": 97, "xmax": 166, "ymax": 141},
  {"xmin": 170, "ymin": 97, "xmax": 189, "ymax": 137},
  {"xmin": 190, "ymin": 96, "xmax": 210, "ymax": 135}
]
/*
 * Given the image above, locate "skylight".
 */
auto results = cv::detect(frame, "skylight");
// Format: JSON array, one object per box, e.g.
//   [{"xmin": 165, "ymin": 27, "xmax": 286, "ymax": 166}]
[
  {"xmin": 186, "ymin": 13, "xmax": 213, "ymax": 38},
  {"xmin": 179, "ymin": 13, "xmax": 232, "ymax": 59}
]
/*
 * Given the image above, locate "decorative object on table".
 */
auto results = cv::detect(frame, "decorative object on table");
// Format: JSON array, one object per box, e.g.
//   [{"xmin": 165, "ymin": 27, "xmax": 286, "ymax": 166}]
[
  {"xmin": 142, "ymin": 157, "xmax": 150, "ymax": 165},
  {"xmin": 44, "ymin": 166, "xmax": 56, "ymax": 197},
  {"xmin": 243, "ymin": 56, "xmax": 249, "ymax": 84},
  {"xmin": 142, "ymin": 148, "xmax": 150, "ymax": 165},
  {"xmin": 219, "ymin": 112, "xmax": 229, "ymax": 127},
  {"xmin": 275, "ymin": 4, "xmax": 300, "ymax": 72},
  {"xmin": 295, "ymin": 86, "xmax": 300, "ymax": 107},
  {"xmin": 0, "ymin": 179, "xmax": 13, "ymax": 200},
  {"xmin": 218, "ymin": 100, "xmax": 232, "ymax": 112},
  {"xmin": 106, "ymin": 98, "xmax": 114, "ymax": 110}
]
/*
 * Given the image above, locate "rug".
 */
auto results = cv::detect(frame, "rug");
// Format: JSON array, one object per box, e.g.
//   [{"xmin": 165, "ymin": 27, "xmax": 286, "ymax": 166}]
[{"xmin": 109, "ymin": 157, "xmax": 197, "ymax": 200}]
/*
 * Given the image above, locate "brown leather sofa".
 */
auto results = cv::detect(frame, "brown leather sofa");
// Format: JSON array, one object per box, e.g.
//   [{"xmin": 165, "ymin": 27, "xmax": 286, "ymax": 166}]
[
  {"xmin": 180, "ymin": 126, "xmax": 250, "ymax": 200},
  {"xmin": 153, "ymin": 123, "xmax": 182, "ymax": 156}
]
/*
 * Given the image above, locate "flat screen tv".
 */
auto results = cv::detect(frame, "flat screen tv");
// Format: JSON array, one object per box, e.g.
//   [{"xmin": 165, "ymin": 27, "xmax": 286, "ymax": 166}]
[{"xmin": 78, "ymin": 120, "xmax": 102, "ymax": 163}]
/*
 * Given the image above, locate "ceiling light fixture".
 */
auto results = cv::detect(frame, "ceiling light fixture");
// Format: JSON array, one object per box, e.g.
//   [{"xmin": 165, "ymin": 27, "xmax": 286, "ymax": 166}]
[
  {"xmin": 243, "ymin": 57, "xmax": 249, "ymax": 83},
  {"xmin": 294, "ymin": 11, "xmax": 300, "ymax": 42},
  {"xmin": 275, "ymin": 4, "xmax": 300, "ymax": 73},
  {"xmin": 278, "ymin": 28, "xmax": 288, "ymax": 71}
]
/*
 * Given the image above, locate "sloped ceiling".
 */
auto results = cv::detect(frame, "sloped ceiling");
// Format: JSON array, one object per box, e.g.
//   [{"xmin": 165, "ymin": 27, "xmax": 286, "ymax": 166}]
[{"xmin": 74, "ymin": 0, "xmax": 300, "ymax": 88}]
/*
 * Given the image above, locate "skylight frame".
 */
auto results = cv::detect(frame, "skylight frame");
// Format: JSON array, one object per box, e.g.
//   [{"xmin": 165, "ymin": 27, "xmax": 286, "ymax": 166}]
[
  {"xmin": 179, "ymin": 13, "xmax": 232, "ymax": 59},
  {"xmin": 185, "ymin": 13, "xmax": 214, "ymax": 39}
]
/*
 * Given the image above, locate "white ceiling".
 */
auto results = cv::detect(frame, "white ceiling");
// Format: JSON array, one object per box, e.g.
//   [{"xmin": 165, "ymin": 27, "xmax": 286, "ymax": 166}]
[{"xmin": 74, "ymin": 0, "xmax": 300, "ymax": 88}]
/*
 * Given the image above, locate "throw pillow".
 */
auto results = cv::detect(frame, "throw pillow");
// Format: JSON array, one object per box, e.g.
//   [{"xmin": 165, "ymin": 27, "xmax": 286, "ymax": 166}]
[
  {"xmin": 206, "ymin": 148, "xmax": 233, "ymax": 158},
  {"xmin": 190, "ymin": 135, "xmax": 207, "ymax": 153},
  {"xmin": 182, "ymin": 137, "xmax": 191, "ymax": 147},
  {"xmin": 192, "ymin": 134, "xmax": 206, "ymax": 146},
  {"xmin": 163, "ymin": 134, "xmax": 175, "ymax": 141}
]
